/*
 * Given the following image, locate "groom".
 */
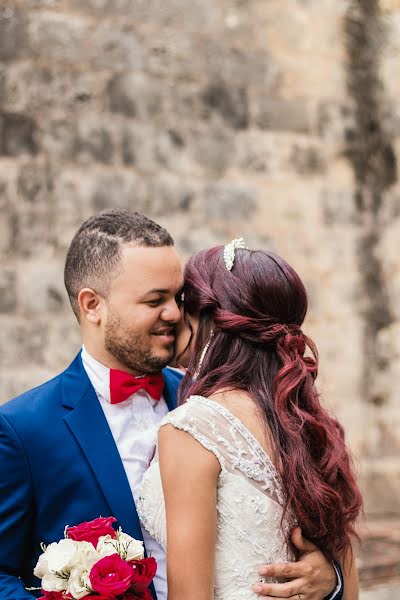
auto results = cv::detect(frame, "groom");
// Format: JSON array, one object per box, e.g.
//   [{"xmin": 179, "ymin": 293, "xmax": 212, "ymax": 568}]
[{"xmin": 0, "ymin": 209, "xmax": 343, "ymax": 600}]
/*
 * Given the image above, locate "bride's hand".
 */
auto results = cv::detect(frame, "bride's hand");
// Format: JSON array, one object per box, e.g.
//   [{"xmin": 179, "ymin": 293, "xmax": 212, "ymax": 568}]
[{"xmin": 252, "ymin": 527, "xmax": 339, "ymax": 599}]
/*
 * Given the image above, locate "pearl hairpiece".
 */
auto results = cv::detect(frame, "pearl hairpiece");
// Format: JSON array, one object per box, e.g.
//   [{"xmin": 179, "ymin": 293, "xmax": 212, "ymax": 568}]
[{"xmin": 223, "ymin": 237, "xmax": 248, "ymax": 271}]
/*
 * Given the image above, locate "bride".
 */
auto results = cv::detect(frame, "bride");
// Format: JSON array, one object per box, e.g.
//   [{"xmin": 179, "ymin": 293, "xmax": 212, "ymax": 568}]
[{"xmin": 138, "ymin": 240, "xmax": 362, "ymax": 600}]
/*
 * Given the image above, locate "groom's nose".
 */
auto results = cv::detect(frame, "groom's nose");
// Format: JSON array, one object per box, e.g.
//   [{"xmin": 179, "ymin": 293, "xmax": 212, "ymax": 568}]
[{"xmin": 161, "ymin": 298, "xmax": 181, "ymax": 324}]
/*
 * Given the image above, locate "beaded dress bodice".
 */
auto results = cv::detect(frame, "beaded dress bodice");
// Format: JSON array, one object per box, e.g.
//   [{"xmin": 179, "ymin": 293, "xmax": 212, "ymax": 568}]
[{"xmin": 137, "ymin": 395, "xmax": 294, "ymax": 599}]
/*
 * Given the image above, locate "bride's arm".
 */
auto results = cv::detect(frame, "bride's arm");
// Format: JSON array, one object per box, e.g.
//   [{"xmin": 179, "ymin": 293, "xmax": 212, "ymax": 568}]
[
  {"xmin": 158, "ymin": 424, "xmax": 221, "ymax": 600},
  {"xmin": 342, "ymin": 546, "xmax": 359, "ymax": 600}
]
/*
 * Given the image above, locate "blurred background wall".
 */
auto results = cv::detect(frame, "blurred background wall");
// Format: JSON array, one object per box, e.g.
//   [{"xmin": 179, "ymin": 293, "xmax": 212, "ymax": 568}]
[{"xmin": 0, "ymin": 0, "xmax": 399, "ymax": 533}]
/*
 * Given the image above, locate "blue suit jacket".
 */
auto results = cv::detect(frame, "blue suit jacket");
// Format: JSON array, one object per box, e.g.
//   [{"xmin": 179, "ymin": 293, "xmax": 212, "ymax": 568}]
[{"xmin": 0, "ymin": 353, "xmax": 182, "ymax": 599}]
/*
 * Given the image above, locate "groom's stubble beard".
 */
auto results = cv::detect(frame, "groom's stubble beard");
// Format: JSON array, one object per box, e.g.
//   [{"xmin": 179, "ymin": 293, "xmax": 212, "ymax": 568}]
[{"xmin": 104, "ymin": 308, "xmax": 174, "ymax": 374}]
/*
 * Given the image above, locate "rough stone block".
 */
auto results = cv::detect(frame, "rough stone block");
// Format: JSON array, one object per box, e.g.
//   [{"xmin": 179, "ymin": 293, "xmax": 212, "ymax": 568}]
[
  {"xmin": 121, "ymin": 124, "xmax": 154, "ymax": 166},
  {"xmin": 146, "ymin": 172, "xmax": 194, "ymax": 216},
  {"xmin": 145, "ymin": 30, "xmax": 201, "ymax": 79},
  {"xmin": 188, "ymin": 123, "xmax": 234, "ymax": 174},
  {"xmin": 12, "ymin": 209, "xmax": 53, "ymax": 258},
  {"xmin": 0, "ymin": 112, "xmax": 39, "ymax": 156},
  {"xmin": 69, "ymin": 0, "xmax": 222, "ymax": 29},
  {"xmin": 321, "ymin": 187, "xmax": 357, "ymax": 225},
  {"xmin": 2, "ymin": 62, "xmax": 109, "ymax": 113},
  {"xmin": 0, "ymin": 159, "xmax": 17, "ymax": 211},
  {"xmin": 0, "ymin": 210, "xmax": 16, "ymax": 259},
  {"xmin": 43, "ymin": 317, "xmax": 81, "ymax": 370},
  {"xmin": 0, "ymin": 368, "xmax": 55, "ymax": 405},
  {"xmin": 53, "ymin": 168, "xmax": 96, "ymax": 250},
  {"xmin": 41, "ymin": 117, "xmax": 114, "ymax": 164},
  {"xmin": 201, "ymin": 82, "xmax": 249, "ymax": 129},
  {"xmin": 202, "ymin": 181, "xmax": 258, "ymax": 221},
  {"xmin": 234, "ymin": 131, "xmax": 298, "ymax": 175},
  {"xmin": 175, "ymin": 229, "xmax": 223, "ymax": 258},
  {"xmin": 17, "ymin": 158, "xmax": 53, "ymax": 205},
  {"xmin": 361, "ymin": 460, "xmax": 400, "ymax": 515},
  {"xmin": 19, "ymin": 261, "xmax": 68, "ymax": 315},
  {"xmin": 0, "ymin": 318, "xmax": 49, "ymax": 368},
  {"xmin": 89, "ymin": 22, "xmax": 145, "ymax": 70},
  {"xmin": 317, "ymin": 101, "xmax": 355, "ymax": 144},
  {"xmin": 290, "ymin": 143, "xmax": 327, "ymax": 175},
  {"xmin": 252, "ymin": 97, "xmax": 312, "ymax": 133},
  {"xmin": 90, "ymin": 170, "xmax": 147, "ymax": 213},
  {"xmin": 121, "ymin": 123, "xmax": 195, "ymax": 175},
  {"xmin": 0, "ymin": 7, "xmax": 27, "ymax": 62},
  {"xmin": 74, "ymin": 119, "xmax": 115, "ymax": 165},
  {"xmin": 0, "ymin": 266, "xmax": 16, "ymax": 312},
  {"xmin": 28, "ymin": 10, "xmax": 91, "ymax": 63},
  {"xmin": 202, "ymin": 41, "xmax": 280, "ymax": 90},
  {"xmin": 107, "ymin": 72, "xmax": 162, "ymax": 119},
  {"xmin": 40, "ymin": 118, "xmax": 78, "ymax": 161}
]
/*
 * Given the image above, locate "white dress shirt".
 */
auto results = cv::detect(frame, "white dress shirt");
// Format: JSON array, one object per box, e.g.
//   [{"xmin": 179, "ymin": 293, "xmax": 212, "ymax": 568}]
[{"xmin": 81, "ymin": 346, "xmax": 168, "ymax": 600}]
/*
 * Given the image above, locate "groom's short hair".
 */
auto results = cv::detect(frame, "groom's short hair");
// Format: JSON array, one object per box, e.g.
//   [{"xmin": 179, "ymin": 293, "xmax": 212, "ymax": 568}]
[{"xmin": 64, "ymin": 209, "xmax": 174, "ymax": 320}]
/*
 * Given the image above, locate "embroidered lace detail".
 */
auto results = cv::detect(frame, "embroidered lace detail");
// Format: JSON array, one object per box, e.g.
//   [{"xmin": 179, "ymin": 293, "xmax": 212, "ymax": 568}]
[
  {"xmin": 162, "ymin": 395, "xmax": 283, "ymax": 504},
  {"xmin": 138, "ymin": 395, "xmax": 294, "ymax": 599},
  {"xmin": 161, "ymin": 404, "xmax": 227, "ymax": 472}
]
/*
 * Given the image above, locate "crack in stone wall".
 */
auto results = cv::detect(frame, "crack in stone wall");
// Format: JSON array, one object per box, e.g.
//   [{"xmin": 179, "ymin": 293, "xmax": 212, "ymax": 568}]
[{"xmin": 344, "ymin": 0, "xmax": 397, "ymax": 405}]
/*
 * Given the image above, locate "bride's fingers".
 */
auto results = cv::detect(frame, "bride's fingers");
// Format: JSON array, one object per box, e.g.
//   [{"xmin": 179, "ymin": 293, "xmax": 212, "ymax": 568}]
[
  {"xmin": 251, "ymin": 579, "xmax": 304, "ymax": 597},
  {"xmin": 258, "ymin": 561, "xmax": 307, "ymax": 579}
]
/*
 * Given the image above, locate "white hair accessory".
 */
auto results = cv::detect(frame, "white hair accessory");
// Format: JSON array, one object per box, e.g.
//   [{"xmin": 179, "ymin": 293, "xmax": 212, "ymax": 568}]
[{"xmin": 223, "ymin": 237, "xmax": 248, "ymax": 271}]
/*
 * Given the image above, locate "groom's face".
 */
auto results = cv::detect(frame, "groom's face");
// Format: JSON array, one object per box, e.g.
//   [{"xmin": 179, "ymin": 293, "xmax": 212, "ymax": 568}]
[{"xmin": 102, "ymin": 244, "xmax": 183, "ymax": 375}]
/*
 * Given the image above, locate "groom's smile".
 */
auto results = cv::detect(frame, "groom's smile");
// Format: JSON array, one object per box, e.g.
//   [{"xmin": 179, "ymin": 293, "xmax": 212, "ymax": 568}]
[
  {"xmin": 151, "ymin": 325, "xmax": 176, "ymax": 346},
  {"xmin": 95, "ymin": 244, "xmax": 183, "ymax": 375}
]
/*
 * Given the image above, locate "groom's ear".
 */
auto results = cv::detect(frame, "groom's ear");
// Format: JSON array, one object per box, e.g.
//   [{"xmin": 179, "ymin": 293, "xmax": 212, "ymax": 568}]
[{"xmin": 78, "ymin": 288, "xmax": 103, "ymax": 325}]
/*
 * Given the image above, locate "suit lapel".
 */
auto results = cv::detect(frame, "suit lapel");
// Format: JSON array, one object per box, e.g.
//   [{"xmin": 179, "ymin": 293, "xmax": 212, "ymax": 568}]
[
  {"xmin": 162, "ymin": 367, "xmax": 181, "ymax": 411},
  {"xmin": 61, "ymin": 354, "xmax": 143, "ymax": 541}
]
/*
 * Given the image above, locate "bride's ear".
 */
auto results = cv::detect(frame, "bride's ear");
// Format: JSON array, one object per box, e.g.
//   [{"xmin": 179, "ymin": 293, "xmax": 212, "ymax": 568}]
[{"xmin": 77, "ymin": 288, "xmax": 103, "ymax": 325}]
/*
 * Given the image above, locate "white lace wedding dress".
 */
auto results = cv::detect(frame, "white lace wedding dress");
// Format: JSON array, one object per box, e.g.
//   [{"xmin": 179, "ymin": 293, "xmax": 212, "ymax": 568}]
[{"xmin": 137, "ymin": 395, "xmax": 294, "ymax": 599}]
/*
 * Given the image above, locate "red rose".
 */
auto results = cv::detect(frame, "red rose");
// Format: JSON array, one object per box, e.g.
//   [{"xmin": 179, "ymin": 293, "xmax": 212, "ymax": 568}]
[
  {"xmin": 129, "ymin": 557, "xmax": 157, "ymax": 593},
  {"xmin": 123, "ymin": 589, "xmax": 153, "ymax": 600},
  {"xmin": 38, "ymin": 593, "xmax": 72, "ymax": 600},
  {"xmin": 90, "ymin": 553, "xmax": 134, "ymax": 596},
  {"xmin": 67, "ymin": 516, "xmax": 117, "ymax": 547}
]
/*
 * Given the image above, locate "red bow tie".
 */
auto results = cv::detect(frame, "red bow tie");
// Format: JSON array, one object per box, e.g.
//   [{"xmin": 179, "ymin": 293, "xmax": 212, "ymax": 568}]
[{"xmin": 109, "ymin": 369, "xmax": 164, "ymax": 404}]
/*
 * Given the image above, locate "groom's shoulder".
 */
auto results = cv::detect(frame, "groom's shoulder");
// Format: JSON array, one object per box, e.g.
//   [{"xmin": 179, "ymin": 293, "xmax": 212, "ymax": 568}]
[
  {"xmin": 1, "ymin": 353, "xmax": 84, "ymax": 420},
  {"xmin": 1, "ymin": 372, "xmax": 62, "ymax": 415}
]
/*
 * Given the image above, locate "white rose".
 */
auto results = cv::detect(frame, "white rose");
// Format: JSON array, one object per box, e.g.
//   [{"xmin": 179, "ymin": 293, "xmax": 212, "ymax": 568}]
[
  {"xmin": 41, "ymin": 572, "xmax": 68, "ymax": 592},
  {"xmin": 118, "ymin": 532, "xmax": 144, "ymax": 560},
  {"xmin": 96, "ymin": 534, "xmax": 118, "ymax": 557},
  {"xmin": 33, "ymin": 551, "xmax": 49, "ymax": 579},
  {"xmin": 75, "ymin": 540, "xmax": 100, "ymax": 570},
  {"xmin": 67, "ymin": 566, "xmax": 92, "ymax": 599},
  {"xmin": 97, "ymin": 533, "xmax": 144, "ymax": 560},
  {"xmin": 45, "ymin": 539, "xmax": 80, "ymax": 574},
  {"xmin": 34, "ymin": 539, "xmax": 79, "ymax": 580}
]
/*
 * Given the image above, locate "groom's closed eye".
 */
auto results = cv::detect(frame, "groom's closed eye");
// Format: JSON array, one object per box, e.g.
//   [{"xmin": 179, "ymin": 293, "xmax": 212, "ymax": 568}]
[{"xmin": 145, "ymin": 298, "xmax": 163, "ymax": 307}]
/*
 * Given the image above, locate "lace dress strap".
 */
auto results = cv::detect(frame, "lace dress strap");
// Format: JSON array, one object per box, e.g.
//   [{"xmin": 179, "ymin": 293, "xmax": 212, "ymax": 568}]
[{"xmin": 160, "ymin": 395, "xmax": 284, "ymax": 504}]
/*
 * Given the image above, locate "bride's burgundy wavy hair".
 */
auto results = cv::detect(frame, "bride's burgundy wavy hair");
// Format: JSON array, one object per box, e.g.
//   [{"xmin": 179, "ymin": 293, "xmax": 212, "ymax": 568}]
[{"xmin": 179, "ymin": 246, "xmax": 362, "ymax": 560}]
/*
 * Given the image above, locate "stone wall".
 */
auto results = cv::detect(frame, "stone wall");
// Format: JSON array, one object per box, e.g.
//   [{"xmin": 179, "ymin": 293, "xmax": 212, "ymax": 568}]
[{"xmin": 0, "ymin": 0, "xmax": 399, "ymax": 516}]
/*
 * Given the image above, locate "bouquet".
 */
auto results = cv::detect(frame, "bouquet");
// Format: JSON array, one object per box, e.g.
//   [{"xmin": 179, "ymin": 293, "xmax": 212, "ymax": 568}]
[{"xmin": 33, "ymin": 517, "xmax": 156, "ymax": 600}]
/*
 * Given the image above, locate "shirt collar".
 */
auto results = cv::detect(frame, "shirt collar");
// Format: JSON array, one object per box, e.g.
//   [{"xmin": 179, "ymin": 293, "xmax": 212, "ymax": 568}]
[
  {"xmin": 81, "ymin": 345, "xmax": 111, "ymax": 402},
  {"xmin": 81, "ymin": 346, "xmax": 159, "ymax": 406}
]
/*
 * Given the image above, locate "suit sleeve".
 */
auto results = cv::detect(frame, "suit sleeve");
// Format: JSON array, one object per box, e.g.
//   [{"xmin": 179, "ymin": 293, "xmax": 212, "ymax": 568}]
[{"xmin": 0, "ymin": 413, "xmax": 36, "ymax": 599}]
